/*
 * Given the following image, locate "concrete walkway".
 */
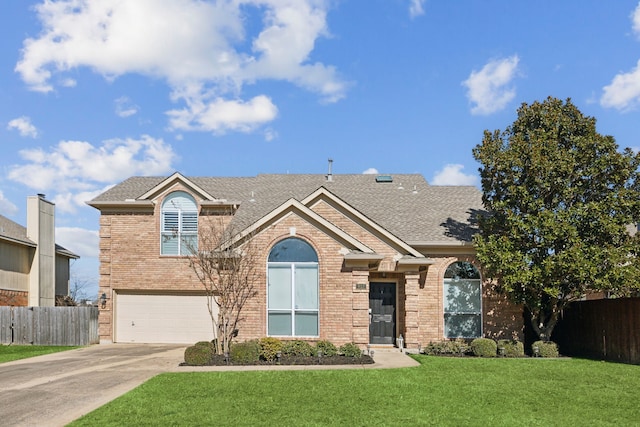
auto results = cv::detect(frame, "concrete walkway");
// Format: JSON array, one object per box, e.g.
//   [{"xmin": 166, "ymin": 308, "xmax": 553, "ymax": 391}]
[{"xmin": 0, "ymin": 344, "xmax": 419, "ymax": 426}]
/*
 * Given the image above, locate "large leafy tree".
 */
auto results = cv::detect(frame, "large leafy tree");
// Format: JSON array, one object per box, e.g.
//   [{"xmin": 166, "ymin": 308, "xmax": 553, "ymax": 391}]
[{"xmin": 473, "ymin": 97, "xmax": 640, "ymax": 341}]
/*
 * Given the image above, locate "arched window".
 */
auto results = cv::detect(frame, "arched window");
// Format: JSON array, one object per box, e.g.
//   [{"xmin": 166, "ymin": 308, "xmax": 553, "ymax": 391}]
[
  {"xmin": 267, "ymin": 238, "xmax": 319, "ymax": 337},
  {"xmin": 443, "ymin": 261, "xmax": 482, "ymax": 338},
  {"xmin": 161, "ymin": 191, "xmax": 198, "ymax": 255}
]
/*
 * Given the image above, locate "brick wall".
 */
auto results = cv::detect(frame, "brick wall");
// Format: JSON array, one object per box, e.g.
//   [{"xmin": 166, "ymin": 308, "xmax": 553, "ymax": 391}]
[
  {"xmin": 0, "ymin": 289, "xmax": 28, "ymax": 306},
  {"xmin": 96, "ymin": 186, "xmax": 523, "ymax": 346}
]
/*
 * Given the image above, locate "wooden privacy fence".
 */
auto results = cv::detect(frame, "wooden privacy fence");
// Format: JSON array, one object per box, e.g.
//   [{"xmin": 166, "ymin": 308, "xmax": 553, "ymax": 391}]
[
  {"xmin": 0, "ymin": 306, "xmax": 99, "ymax": 346},
  {"xmin": 552, "ymin": 297, "xmax": 640, "ymax": 365}
]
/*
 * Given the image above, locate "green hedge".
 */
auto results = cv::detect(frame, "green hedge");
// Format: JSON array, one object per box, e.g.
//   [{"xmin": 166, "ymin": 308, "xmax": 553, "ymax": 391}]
[
  {"xmin": 423, "ymin": 339, "xmax": 470, "ymax": 356},
  {"xmin": 497, "ymin": 340, "xmax": 525, "ymax": 357},
  {"xmin": 258, "ymin": 337, "xmax": 283, "ymax": 362},
  {"xmin": 470, "ymin": 338, "xmax": 497, "ymax": 357},
  {"xmin": 184, "ymin": 344, "xmax": 213, "ymax": 366},
  {"xmin": 282, "ymin": 340, "xmax": 315, "ymax": 357},
  {"xmin": 231, "ymin": 340, "xmax": 260, "ymax": 364},
  {"xmin": 532, "ymin": 341, "xmax": 559, "ymax": 358},
  {"xmin": 315, "ymin": 340, "xmax": 338, "ymax": 357},
  {"xmin": 339, "ymin": 342, "xmax": 362, "ymax": 358}
]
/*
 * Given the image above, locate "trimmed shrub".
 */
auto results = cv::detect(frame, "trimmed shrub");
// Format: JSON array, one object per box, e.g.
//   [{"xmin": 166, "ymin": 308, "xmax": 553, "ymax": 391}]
[
  {"xmin": 339, "ymin": 342, "xmax": 362, "ymax": 358},
  {"xmin": 315, "ymin": 340, "xmax": 338, "ymax": 357},
  {"xmin": 184, "ymin": 344, "xmax": 212, "ymax": 366},
  {"xmin": 532, "ymin": 340, "xmax": 559, "ymax": 358},
  {"xmin": 231, "ymin": 340, "xmax": 260, "ymax": 364},
  {"xmin": 470, "ymin": 338, "xmax": 497, "ymax": 357},
  {"xmin": 259, "ymin": 337, "xmax": 283, "ymax": 362},
  {"xmin": 282, "ymin": 340, "xmax": 315, "ymax": 357},
  {"xmin": 497, "ymin": 339, "xmax": 525, "ymax": 357},
  {"xmin": 423, "ymin": 339, "xmax": 470, "ymax": 356}
]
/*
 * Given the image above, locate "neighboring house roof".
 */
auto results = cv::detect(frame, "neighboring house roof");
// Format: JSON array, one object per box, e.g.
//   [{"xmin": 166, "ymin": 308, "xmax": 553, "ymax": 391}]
[
  {"xmin": 0, "ymin": 214, "xmax": 80, "ymax": 258},
  {"xmin": 90, "ymin": 173, "xmax": 483, "ymax": 245}
]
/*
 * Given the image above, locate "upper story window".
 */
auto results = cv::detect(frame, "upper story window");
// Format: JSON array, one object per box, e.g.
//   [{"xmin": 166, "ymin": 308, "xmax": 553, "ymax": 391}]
[
  {"xmin": 161, "ymin": 191, "xmax": 198, "ymax": 255},
  {"xmin": 267, "ymin": 237, "xmax": 319, "ymax": 337},
  {"xmin": 443, "ymin": 261, "xmax": 482, "ymax": 338}
]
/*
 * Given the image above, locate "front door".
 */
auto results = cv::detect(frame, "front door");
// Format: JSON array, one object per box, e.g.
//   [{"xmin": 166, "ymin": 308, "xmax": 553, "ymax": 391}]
[{"xmin": 369, "ymin": 282, "xmax": 396, "ymax": 344}]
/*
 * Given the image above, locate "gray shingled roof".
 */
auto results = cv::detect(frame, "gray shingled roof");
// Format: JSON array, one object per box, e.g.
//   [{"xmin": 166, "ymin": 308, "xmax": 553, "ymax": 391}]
[
  {"xmin": 0, "ymin": 214, "xmax": 79, "ymax": 257},
  {"xmin": 90, "ymin": 174, "xmax": 483, "ymax": 244},
  {"xmin": 0, "ymin": 214, "xmax": 34, "ymax": 246}
]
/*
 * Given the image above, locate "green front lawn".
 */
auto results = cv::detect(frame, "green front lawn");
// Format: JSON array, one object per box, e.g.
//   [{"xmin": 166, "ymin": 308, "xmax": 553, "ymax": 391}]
[
  {"xmin": 0, "ymin": 345, "xmax": 78, "ymax": 363},
  {"xmin": 71, "ymin": 356, "xmax": 640, "ymax": 426}
]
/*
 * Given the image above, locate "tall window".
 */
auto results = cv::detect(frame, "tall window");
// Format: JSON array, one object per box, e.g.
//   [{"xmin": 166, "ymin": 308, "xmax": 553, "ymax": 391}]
[
  {"xmin": 161, "ymin": 191, "xmax": 197, "ymax": 255},
  {"xmin": 267, "ymin": 238, "xmax": 319, "ymax": 337},
  {"xmin": 444, "ymin": 261, "xmax": 482, "ymax": 338}
]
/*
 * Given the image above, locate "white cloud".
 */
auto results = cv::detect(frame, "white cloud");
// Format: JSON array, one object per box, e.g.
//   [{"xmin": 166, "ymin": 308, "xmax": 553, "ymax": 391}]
[
  {"xmin": 599, "ymin": 3, "xmax": 640, "ymax": 111},
  {"xmin": 167, "ymin": 95, "xmax": 278, "ymax": 134},
  {"xmin": 409, "ymin": 0, "xmax": 426, "ymax": 18},
  {"xmin": 264, "ymin": 127, "xmax": 278, "ymax": 142},
  {"xmin": 7, "ymin": 116, "xmax": 38, "ymax": 138},
  {"xmin": 56, "ymin": 227, "xmax": 99, "ymax": 258},
  {"xmin": 431, "ymin": 164, "xmax": 478, "ymax": 186},
  {"xmin": 114, "ymin": 96, "xmax": 139, "ymax": 118},
  {"xmin": 632, "ymin": 2, "xmax": 640, "ymax": 38},
  {"xmin": 15, "ymin": 0, "xmax": 345, "ymax": 134},
  {"xmin": 0, "ymin": 191, "xmax": 19, "ymax": 216},
  {"xmin": 462, "ymin": 55, "xmax": 520, "ymax": 115},
  {"xmin": 362, "ymin": 168, "xmax": 379, "ymax": 174},
  {"xmin": 601, "ymin": 59, "xmax": 640, "ymax": 111},
  {"xmin": 52, "ymin": 187, "xmax": 113, "ymax": 214},
  {"xmin": 8, "ymin": 136, "xmax": 175, "ymax": 212}
]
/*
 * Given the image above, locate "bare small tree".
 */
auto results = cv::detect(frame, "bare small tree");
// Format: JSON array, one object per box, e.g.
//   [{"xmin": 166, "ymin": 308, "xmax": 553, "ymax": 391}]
[{"xmin": 185, "ymin": 214, "xmax": 259, "ymax": 355}]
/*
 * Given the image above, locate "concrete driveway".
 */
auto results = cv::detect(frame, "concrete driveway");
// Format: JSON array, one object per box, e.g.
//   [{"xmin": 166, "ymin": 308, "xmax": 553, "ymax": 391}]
[{"xmin": 0, "ymin": 344, "xmax": 186, "ymax": 427}]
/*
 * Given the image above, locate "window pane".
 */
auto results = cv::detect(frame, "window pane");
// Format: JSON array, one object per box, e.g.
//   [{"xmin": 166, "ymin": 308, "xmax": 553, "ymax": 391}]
[
  {"xmin": 444, "ymin": 314, "xmax": 481, "ymax": 338},
  {"xmin": 268, "ymin": 238, "xmax": 318, "ymax": 262},
  {"xmin": 295, "ymin": 265, "xmax": 318, "ymax": 309},
  {"xmin": 268, "ymin": 312, "xmax": 292, "ymax": 336},
  {"xmin": 180, "ymin": 233, "xmax": 197, "ymax": 255},
  {"xmin": 444, "ymin": 279, "xmax": 481, "ymax": 313},
  {"xmin": 161, "ymin": 233, "xmax": 178, "ymax": 255},
  {"xmin": 268, "ymin": 266, "xmax": 292, "ymax": 309},
  {"xmin": 162, "ymin": 212, "xmax": 179, "ymax": 232},
  {"xmin": 444, "ymin": 261, "xmax": 480, "ymax": 279},
  {"xmin": 182, "ymin": 212, "xmax": 198, "ymax": 232},
  {"xmin": 294, "ymin": 312, "xmax": 318, "ymax": 336}
]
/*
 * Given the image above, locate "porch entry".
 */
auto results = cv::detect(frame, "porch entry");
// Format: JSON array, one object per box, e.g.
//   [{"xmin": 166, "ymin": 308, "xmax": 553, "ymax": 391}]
[{"xmin": 369, "ymin": 282, "xmax": 396, "ymax": 345}]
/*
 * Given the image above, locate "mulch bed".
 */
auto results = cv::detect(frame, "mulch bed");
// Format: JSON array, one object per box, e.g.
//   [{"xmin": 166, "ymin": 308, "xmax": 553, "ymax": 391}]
[{"xmin": 182, "ymin": 354, "xmax": 374, "ymax": 367}]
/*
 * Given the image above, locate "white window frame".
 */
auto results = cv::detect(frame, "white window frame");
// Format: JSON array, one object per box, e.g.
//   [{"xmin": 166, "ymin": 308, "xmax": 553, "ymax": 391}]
[
  {"xmin": 160, "ymin": 191, "xmax": 198, "ymax": 256},
  {"xmin": 267, "ymin": 262, "xmax": 319, "ymax": 337},
  {"xmin": 443, "ymin": 262, "xmax": 482, "ymax": 339}
]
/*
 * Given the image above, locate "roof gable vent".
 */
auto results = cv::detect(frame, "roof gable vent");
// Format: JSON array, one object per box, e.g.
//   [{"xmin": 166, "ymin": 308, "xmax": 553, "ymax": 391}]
[{"xmin": 375, "ymin": 175, "xmax": 393, "ymax": 183}]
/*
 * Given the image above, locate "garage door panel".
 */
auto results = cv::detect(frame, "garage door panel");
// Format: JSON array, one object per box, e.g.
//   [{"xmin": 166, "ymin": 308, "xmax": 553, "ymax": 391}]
[{"xmin": 116, "ymin": 293, "xmax": 216, "ymax": 344}]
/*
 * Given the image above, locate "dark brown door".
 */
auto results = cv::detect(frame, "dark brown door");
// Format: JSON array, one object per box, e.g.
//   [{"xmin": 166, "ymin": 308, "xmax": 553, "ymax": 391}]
[{"xmin": 369, "ymin": 282, "xmax": 396, "ymax": 344}]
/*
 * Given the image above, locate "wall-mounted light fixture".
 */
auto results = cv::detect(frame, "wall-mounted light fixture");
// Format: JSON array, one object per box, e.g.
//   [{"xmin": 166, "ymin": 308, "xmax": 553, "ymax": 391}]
[{"xmin": 100, "ymin": 292, "xmax": 108, "ymax": 309}]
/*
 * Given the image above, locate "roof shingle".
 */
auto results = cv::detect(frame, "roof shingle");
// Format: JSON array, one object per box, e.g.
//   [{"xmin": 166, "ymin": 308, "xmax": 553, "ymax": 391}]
[{"xmin": 89, "ymin": 173, "xmax": 483, "ymax": 244}]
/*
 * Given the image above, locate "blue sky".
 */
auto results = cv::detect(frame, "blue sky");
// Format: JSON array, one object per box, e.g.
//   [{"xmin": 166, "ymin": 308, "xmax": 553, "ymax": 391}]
[{"xmin": 2, "ymin": 0, "xmax": 640, "ymax": 298}]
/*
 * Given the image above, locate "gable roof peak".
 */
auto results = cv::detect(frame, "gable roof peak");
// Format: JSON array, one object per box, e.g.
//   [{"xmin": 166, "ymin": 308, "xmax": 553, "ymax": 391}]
[{"xmin": 138, "ymin": 171, "xmax": 216, "ymax": 201}]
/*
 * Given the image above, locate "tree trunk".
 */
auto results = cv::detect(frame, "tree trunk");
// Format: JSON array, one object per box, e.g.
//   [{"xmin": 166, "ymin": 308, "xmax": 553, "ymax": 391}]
[{"xmin": 528, "ymin": 305, "xmax": 560, "ymax": 341}]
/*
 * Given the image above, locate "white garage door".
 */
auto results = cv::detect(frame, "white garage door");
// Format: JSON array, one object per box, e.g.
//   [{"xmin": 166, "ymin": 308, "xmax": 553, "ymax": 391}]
[{"xmin": 115, "ymin": 293, "xmax": 216, "ymax": 344}]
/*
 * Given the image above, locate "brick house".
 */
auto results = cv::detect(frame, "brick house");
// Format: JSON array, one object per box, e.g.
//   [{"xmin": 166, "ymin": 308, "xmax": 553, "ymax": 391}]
[
  {"xmin": 0, "ymin": 195, "xmax": 79, "ymax": 307},
  {"xmin": 88, "ymin": 172, "xmax": 523, "ymax": 348}
]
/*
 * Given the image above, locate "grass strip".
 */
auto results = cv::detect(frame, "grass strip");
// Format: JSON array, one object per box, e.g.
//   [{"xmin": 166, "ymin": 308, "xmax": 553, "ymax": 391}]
[
  {"xmin": 71, "ymin": 356, "xmax": 640, "ymax": 426},
  {"xmin": 0, "ymin": 345, "xmax": 78, "ymax": 363}
]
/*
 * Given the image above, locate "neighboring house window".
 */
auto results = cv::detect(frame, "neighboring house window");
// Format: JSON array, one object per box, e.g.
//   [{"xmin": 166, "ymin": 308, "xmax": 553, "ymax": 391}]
[
  {"xmin": 443, "ymin": 261, "xmax": 482, "ymax": 338},
  {"xmin": 161, "ymin": 191, "xmax": 198, "ymax": 255},
  {"xmin": 267, "ymin": 237, "xmax": 319, "ymax": 337}
]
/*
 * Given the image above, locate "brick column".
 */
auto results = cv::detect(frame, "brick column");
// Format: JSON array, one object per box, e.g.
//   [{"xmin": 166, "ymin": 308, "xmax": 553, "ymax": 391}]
[
  {"xmin": 351, "ymin": 269, "xmax": 370, "ymax": 348},
  {"xmin": 98, "ymin": 216, "xmax": 113, "ymax": 343},
  {"xmin": 403, "ymin": 271, "xmax": 421, "ymax": 349}
]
